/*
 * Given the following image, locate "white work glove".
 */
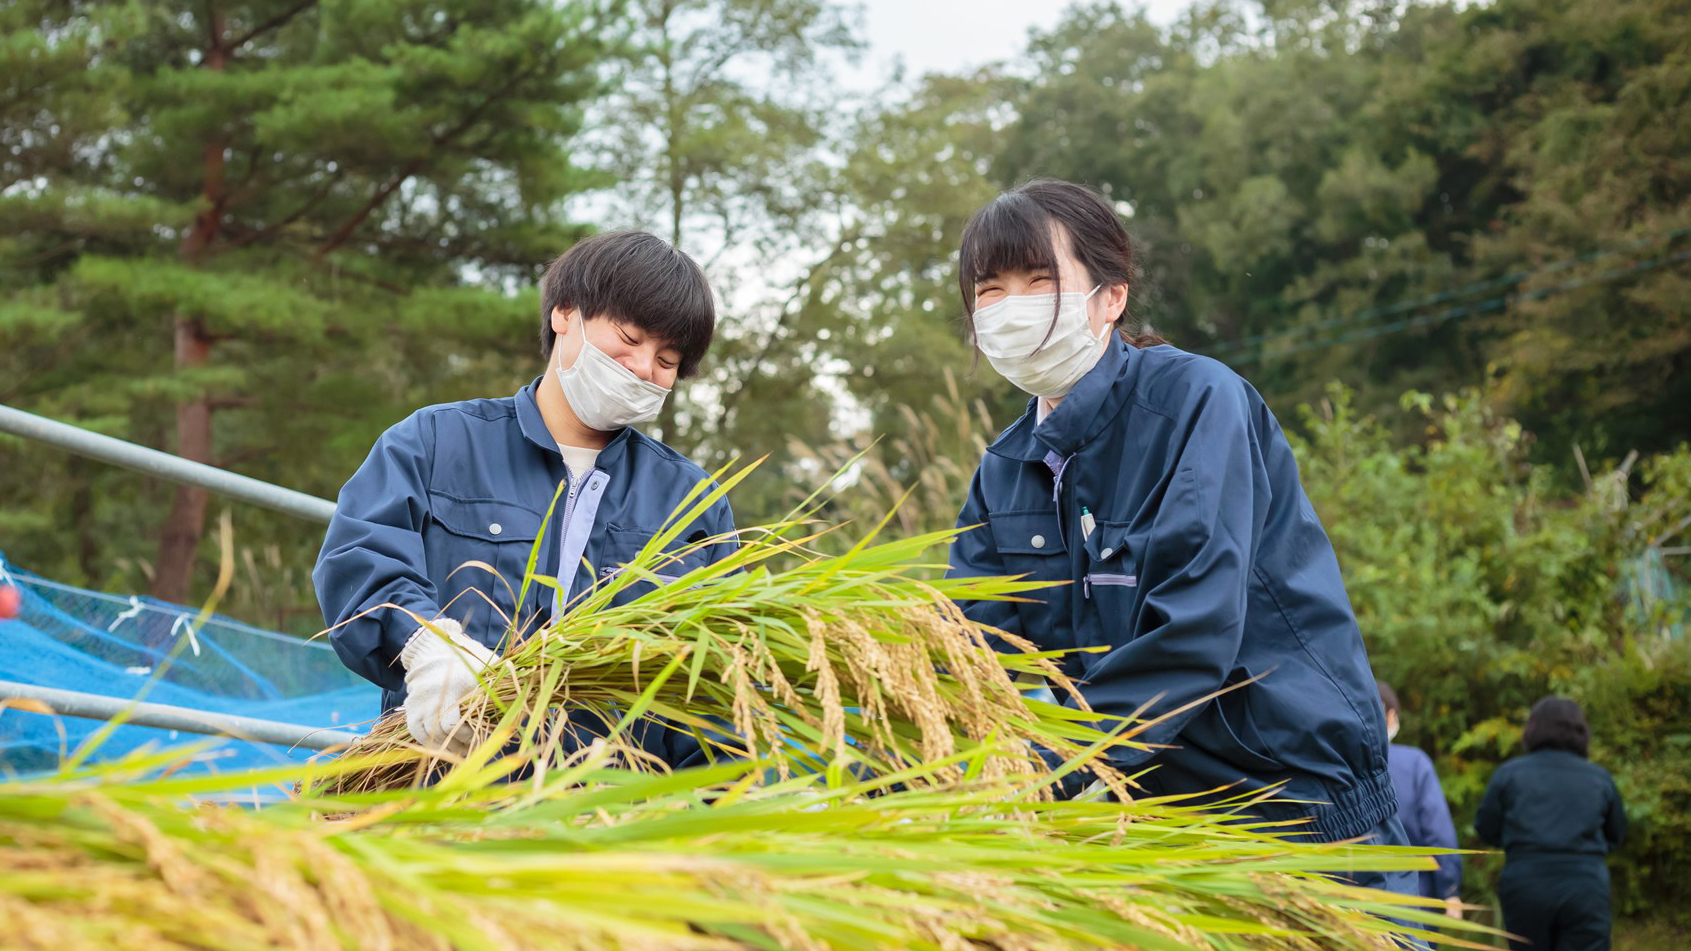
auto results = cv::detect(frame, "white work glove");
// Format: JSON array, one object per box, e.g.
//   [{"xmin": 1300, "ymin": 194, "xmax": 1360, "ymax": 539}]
[{"xmin": 398, "ymin": 617, "xmax": 497, "ymax": 755}]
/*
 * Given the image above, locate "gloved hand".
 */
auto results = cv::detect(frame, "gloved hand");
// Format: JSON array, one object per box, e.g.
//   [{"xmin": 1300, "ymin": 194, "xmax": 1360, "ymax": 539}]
[{"xmin": 398, "ymin": 617, "xmax": 497, "ymax": 755}]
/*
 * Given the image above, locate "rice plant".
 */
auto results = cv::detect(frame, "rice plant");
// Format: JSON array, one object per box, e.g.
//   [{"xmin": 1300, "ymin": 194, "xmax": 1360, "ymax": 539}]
[
  {"xmin": 0, "ymin": 741, "xmax": 1469, "ymax": 951},
  {"xmin": 324, "ymin": 466, "xmax": 1139, "ymax": 796}
]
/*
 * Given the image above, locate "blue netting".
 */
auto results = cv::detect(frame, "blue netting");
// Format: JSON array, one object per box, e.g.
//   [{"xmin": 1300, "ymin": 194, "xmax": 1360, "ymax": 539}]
[{"xmin": 0, "ymin": 551, "xmax": 380, "ymax": 778}]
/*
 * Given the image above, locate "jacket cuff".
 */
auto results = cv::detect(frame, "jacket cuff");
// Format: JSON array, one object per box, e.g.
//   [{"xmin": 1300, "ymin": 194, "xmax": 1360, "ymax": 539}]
[
  {"xmin": 398, "ymin": 616, "xmax": 465, "ymax": 669},
  {"xmin": 379, "ymin": 591, "xmax": 444, "ymax": 662}
]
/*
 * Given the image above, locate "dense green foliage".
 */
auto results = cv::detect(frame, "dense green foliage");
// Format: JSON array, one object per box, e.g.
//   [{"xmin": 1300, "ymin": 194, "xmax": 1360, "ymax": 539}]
[
  {"xmin": 0, "ymin": 0, "xmax": 613, "ymax": 609},
  {"xmin": 990, "ymin": 0, "xmax": 1691, "ymax": 458},
  {"xmin": 1295, "ymin": 386, "xmax": 1691, "ymax": 919},
  {"xmin": 5, "ymin": 0, "xmax": 1683, "ymax": 606},
  {"xmin": 697, "ymin": 0, "xmax": 1691, "ymax": 525}
]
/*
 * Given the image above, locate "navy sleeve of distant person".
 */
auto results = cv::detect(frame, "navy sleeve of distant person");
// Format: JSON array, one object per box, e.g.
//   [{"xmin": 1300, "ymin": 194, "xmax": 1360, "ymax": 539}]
[{"xmin": 1391, "ymin": 745, "xmax": 1462, "ymax": 898}]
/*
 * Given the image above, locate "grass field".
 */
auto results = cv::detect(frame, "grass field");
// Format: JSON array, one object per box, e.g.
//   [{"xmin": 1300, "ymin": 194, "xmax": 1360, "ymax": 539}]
[{"xmin": 1615, "ymin": 916, "xmax": 1689, "ymax": 951}]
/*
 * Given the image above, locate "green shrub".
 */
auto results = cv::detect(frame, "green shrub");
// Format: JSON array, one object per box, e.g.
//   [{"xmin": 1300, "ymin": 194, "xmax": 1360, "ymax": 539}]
[{"xmin": 1294, "ymin": 385, "xmax": 1691, "ymax": 919}]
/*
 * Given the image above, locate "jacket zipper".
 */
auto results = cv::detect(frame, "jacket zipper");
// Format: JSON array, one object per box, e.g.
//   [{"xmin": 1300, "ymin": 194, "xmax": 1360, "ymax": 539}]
[
  {"xmin": 560, "ymin": 470, "xmax": 583, "ymax": 525},
  {"xmin": 1083, "ymin": 572, "xmax": 1137, "ymax": 598}
]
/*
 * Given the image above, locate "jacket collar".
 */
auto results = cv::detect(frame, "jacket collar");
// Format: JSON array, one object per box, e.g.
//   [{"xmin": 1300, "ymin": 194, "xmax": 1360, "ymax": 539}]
[
  {"xmin": 984, "ymin": 337, "xmax": 1138, "ymax": 463},
  {"xmin": 515, "ymin": 376, "xmax": 635, "ymax": 469}
]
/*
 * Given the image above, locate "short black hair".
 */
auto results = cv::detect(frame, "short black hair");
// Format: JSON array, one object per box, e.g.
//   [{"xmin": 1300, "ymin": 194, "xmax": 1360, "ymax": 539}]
[
  {"xmin": 539, "ymin": 231, "xmax": 715, "ymax": 379},
  {"xmin": 957, "ymin": 178, "xmax": 1164, "ymax": 348},
  {"xmin": 1523, "ymin": 696, "xmax": 1591, "ymax": 757},
  {"xmin": 1377, "ymin": 681, "xmax": 1400, "ymax": 717}
]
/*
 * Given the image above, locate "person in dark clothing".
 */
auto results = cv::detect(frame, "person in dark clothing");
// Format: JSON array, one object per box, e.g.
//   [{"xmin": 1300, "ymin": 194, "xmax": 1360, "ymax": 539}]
[
  {"xmin": 943, "ymin": 179, "xmax": 1410, "ymax": 897},
  {"xmin": 1476, "ymin": 696, "xmax": 1627, "ymax": 951},
  {"xmin": 316, "ymin": 232, "xmax": 736, "ymax": 761},
  {"xmin": 1378, "ymin": 681, "xmax": 1464, "ymax": 916}
]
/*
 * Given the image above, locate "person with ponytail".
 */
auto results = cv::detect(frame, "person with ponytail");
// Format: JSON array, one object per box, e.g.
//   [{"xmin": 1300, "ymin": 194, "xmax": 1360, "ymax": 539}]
[{"xmin": 945, "ymin": 179, "xmax": 1409, "ymax": 891}]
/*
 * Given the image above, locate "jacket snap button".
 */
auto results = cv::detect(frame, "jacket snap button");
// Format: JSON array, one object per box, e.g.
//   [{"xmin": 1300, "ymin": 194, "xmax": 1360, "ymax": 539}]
[
  {"xmin": 1101, "ymin": 547, "xmax": 1114, "ymax": 559},
  {"xmin": 489, "ymin": 523, "xmax": 503, "ymax": 536},
  {"xmin": 1030, "ymin": 534, "xmax": 1046, "ymax": 549}
]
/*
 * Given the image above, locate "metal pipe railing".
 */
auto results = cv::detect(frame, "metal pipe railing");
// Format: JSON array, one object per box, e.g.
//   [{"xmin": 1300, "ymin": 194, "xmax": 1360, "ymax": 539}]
[
  {"xmin": 0, "ymin": 404, "xmax": 336, "ymax": 524},
  {"xmin": 0, "ymin": 407, "xmax": 358, "ymax": 752},
  {"xmin": 0, "ymin": 680, "xmax": 361, "ymax": 752}
]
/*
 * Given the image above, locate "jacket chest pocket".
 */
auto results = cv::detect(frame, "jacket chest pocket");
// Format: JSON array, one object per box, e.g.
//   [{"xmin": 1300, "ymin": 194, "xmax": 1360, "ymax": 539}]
[
  {"xmin": 988, "ymin": 510, "xmax": 1071, "ymax": 643},
  {"xmin": 595, "ymin": 526, "xmax": 712, "ymax": 605},
  {"xmin": 1081, "ymin": 520, "xmax": 1141, "ymax": 622},
  {"xmin": 427, "ymin": 494, "xmax": 545, "ymax": 635}
]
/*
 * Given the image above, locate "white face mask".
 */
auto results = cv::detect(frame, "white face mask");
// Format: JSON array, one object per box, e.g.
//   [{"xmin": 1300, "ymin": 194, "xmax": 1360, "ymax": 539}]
[
  {"xmin": 973, "ymin": 285, "xmax": 1109, "ymax": 399},
  {"xmin": 554, "ymin": 321, "xmax": 671, "ymax": 431}
]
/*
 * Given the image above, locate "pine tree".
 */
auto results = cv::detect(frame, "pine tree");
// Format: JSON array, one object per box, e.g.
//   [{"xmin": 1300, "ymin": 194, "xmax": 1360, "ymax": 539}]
[{"xmin": 0, "ymin": 0, "xmax": 617, "ymax": 605}]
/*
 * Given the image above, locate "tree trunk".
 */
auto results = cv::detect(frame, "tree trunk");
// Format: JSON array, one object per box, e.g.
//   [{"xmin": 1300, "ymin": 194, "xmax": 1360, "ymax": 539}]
[
  {"xmin": 150, "ymin": 14, "xmax": 226, "ymax": 605},
  {"xmin": 152, "ymin": 319, "xmax": 215, "ymax": 604}
]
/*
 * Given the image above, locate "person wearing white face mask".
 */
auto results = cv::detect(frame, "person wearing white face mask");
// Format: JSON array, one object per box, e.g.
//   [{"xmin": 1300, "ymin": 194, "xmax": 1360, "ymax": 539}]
[
  {"xmin": 316, "ymin": 231, "xmax": 738, "ymax": 762},
  {"xmin": 946, "ymin": 180, "xmax": 1414, "ymax": 898},
  {"xmin": 972, "ymin": 283, "xmax": 1110, "ymax": 401}
]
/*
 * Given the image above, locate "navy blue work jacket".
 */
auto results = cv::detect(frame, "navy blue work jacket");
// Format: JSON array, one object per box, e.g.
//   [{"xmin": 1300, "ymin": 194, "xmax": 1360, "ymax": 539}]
[
  {"xmin": 1476, "ymin": 750, "xmax": 1626, "ymax": 859},
  {"xmin": 948, "ymin": 339, "xmax": 1395, "ymax": 841},
  {"xmin": 314, "ymin": 378, "xmax": 736, "ymax": 721},
  {"xmin": 1389, "ymin": 743, "xmax": 1462, "ymax": 898}
]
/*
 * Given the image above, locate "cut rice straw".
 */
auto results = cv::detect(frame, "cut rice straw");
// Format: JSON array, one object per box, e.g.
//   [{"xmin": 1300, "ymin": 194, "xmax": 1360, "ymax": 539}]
[
  {"xmin": 0, "ymin": 740, "xmax": 1495, "ymax": 951},
  {"xmin": 323, "ymin": 461, "xmax": 1142, "ymax": 797}
]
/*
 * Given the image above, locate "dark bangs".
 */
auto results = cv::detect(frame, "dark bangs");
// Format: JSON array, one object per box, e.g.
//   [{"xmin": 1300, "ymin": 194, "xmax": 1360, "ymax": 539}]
[
  {"xmin": 957, "ymin": 191, "xmax": 1062, "ymax": 318},
  {"xmin": 956, "ymin": 179, "xmax": 1166, "ymax": 349},
  {"xmin": 539, "ymin": 231, "xmax": 716, "ymax": 378}
]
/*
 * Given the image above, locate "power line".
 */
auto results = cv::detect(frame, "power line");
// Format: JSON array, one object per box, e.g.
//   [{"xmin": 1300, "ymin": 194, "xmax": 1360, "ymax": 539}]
[
  {"xmin": 1209, "ymin": 226, "xmax": 1691, "ymax": 358},
  {"xmin": 1219, "ymin": 247, "xmax": 1691, "ymax": 366}
]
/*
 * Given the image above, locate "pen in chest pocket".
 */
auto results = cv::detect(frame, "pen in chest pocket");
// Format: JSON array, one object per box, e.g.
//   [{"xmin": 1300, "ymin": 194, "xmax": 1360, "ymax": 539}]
[{"xmin": 1080, "ymin": 506, "xmax": 1097, "ymax": 542}]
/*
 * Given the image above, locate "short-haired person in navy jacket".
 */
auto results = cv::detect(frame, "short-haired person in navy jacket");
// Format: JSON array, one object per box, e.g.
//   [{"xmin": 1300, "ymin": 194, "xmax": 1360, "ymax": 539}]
[
  {"xmin": 315, "ymin": 232, "xmax": 736, "ymax": 761},
  {"xmin": 945, "ymin": 179, "xmax": 1410, "ymax": 892},
  {"xmin": 1378, "ymin": 681, "xmax": 1463, "ymax": 915},
  {"xmin": 1477, "ymin": 697, "xmax": 1626, "ymax": 951}
]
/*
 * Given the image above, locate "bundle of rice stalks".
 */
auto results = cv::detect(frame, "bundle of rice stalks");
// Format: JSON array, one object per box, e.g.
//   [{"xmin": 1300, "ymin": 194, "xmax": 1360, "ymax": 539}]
[
  {"xmin": 0, "ymin": 744, "xmax": 1468, "ymax": 951},
  {"xmin": 327, "ymin": 469, "xmax": 1136, "ymax": 795}
]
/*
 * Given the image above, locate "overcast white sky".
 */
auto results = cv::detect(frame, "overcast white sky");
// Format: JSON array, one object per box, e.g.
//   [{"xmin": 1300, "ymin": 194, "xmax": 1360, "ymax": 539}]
[{"xmin": 843, "ymin": 0, "xmax": 1192, "ymax": 88}]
